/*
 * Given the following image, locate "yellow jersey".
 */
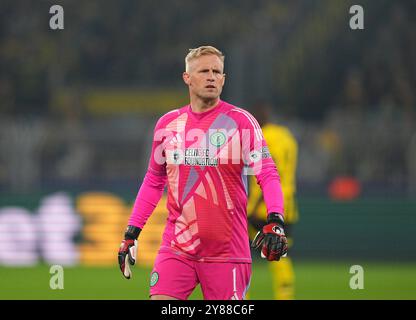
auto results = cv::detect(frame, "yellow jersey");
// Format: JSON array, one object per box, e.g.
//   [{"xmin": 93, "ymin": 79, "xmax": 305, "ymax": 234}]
[{"xmin": 247, "ymin": 123, "xmax": 299, "ymax": 224}]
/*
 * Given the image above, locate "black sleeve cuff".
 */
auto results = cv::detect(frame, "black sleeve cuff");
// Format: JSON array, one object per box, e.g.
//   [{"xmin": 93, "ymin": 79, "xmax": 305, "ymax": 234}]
[
  {"xmin": 124, "ymin": 225, "xmax": 142, "ymax": 240},
  {"xmin": 267, "ymin": 212, "xmax": 284, "ymax": 228}
]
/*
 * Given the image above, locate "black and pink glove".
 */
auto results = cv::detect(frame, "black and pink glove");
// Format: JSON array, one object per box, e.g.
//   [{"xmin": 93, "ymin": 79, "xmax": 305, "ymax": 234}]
[
  {"xmin": 118, "ymin": 225, "xmax": 141, "ymax": 279},
  {"xmin": 251, "ymin": 213, "xmax": 288, "ymax": 261}
]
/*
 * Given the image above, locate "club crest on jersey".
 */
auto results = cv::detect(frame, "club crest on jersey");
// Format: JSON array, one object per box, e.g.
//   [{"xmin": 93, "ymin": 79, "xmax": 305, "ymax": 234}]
[
  {"xmin": 150, "ymin": 271, "xmax": 159, "ymax": 287},
  {"xmin": 210, "ymin": 131, "xmax": 226, "ymax": 147}
]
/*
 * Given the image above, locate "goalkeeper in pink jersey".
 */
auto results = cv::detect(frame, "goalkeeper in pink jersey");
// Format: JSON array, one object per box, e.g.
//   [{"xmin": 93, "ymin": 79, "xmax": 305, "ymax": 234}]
[{"xmin": 118, "ymin": 46, "xmax": 288, "ymax": 300}]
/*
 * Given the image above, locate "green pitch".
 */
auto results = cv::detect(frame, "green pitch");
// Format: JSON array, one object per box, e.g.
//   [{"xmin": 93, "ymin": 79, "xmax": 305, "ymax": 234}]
[{"xmin": 1, "ymin": 261, "xmax": 415, "ymax": 300}]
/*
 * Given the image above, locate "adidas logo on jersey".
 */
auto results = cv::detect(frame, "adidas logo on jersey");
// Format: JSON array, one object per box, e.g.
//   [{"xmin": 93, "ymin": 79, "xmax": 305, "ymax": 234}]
[{"xmin": 169, "ymin": 133, "xmax": 183, "ymax": 145}]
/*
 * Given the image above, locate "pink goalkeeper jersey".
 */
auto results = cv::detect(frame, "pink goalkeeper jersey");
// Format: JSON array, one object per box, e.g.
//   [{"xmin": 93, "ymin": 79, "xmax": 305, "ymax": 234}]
[{"xmin": 129, "ymin": 100, "xmax": 284, "ymax": 263}]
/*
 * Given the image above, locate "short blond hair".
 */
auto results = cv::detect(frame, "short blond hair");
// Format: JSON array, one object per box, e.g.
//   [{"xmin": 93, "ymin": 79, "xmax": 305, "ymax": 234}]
[{"xmin": 185, "ymin": 46, "xmax": 225, "ymax": 72}]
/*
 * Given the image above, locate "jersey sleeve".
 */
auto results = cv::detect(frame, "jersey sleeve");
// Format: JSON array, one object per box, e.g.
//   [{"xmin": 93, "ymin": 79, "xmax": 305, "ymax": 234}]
[
  {"xmin": 127, "ymin": 118, "xmax": 168, "ymax": 228},
  {"xmin": 239, "ymin": 112, "xmax": 285, "ymax": 217}
]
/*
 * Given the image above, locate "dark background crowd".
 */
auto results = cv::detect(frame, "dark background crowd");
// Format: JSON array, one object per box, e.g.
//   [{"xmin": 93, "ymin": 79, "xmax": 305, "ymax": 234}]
[{"xmin": 1, "ymin": 0, "xmax": 415, "ymax": 197}]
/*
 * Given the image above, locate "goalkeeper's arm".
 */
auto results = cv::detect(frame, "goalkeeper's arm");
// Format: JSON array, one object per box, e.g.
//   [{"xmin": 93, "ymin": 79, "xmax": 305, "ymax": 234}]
[{"xmin": 118, "ymin": 167, "xmax": 167, "ymax": 279}]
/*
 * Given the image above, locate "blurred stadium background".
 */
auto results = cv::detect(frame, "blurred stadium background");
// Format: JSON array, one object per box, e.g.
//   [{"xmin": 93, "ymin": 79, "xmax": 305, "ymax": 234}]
[{"xmin": 1, "ymin": 0, "xmax": 415, "ymax": 299}]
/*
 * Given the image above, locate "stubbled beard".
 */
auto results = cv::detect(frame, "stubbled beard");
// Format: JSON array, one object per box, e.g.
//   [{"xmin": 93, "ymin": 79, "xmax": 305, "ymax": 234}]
[
  {"xmin": 196, "ymin": 91, "xmax": 221, "ymax": 104},
  {"xmin": 199, "ymin": 96, "xmax": 217, "ymax": 104}
]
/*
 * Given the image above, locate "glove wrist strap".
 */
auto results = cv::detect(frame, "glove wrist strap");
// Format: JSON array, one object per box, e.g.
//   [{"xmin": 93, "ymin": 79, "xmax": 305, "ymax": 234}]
[
  {"xmin": 267, "ymin": 212, "xmax": 285, "ymax": 228},
  {"xmin": 124, "ymin": 225, "xmax": 141, "ymax": 240}
]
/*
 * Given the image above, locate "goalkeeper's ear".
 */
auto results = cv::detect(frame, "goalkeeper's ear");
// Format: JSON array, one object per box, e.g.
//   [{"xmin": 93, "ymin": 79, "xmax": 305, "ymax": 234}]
[{"xmin": 183, "ymin": 72, "xmax": 191, "ymax": 85}]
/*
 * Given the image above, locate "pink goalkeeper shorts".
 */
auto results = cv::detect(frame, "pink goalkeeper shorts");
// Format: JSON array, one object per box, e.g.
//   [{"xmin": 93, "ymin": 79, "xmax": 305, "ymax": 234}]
[{"xmin": 149, "ymin": 250, "xmax": 251, "ymax": 300}]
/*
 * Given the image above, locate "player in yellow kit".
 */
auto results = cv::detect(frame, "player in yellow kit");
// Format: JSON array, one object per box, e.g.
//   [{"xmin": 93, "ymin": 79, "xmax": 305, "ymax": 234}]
[{"xmin": 247, "ymin": 102, "xmax": 299, "ymax": 300}]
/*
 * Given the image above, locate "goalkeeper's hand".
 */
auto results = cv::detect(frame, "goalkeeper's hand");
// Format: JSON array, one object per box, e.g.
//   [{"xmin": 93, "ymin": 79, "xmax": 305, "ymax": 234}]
[
  {"xmin": 118, "ymin": 225, "xmax": 141, "ymax": 279},
  {"xmin": 251, "ymin": 213, "xmax": 288, "ymax": 261}
]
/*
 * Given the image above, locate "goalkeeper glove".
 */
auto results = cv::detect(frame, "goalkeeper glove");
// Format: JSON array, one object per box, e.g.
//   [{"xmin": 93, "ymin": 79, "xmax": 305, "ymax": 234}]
[
  {"xmin": 251, "ymin": 213, "xmax": 288, "ymax": 261},
  {"xmin": 118, "ymin": 225, "xmax": 141, "ymax": 279}
]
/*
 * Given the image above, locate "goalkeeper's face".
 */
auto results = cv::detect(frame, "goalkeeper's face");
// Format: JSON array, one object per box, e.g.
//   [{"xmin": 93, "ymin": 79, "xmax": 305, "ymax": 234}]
[{"xmin": 183, "ymin": 54, "xmax": 225, "ymax": 101}]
